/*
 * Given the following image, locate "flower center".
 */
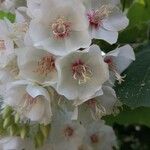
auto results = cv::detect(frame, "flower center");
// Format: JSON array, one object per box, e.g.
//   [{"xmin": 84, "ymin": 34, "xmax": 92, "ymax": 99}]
[
  {"xmin": 34, "ymin": 54, "xmax": 55, "ymax": 76},
  {"xmin": 104, "ymin": 56, "xmax": 126, "ymax": 84},
  {"xmin": 72, "ymin": 59, "xmax": 92, "ymax": 84},
  {"xmin": 87, "ymin": 5, "xmax": 112, "ymax": 29},
  {"xmin": 51, "ymin": 17, "xmax": 71, "ymax": 39},
  {"xmin": 64, "ymin": 126, "xmax": 74, "ymax": 138},
  {"xmin": 90, "ymin": 134, "xmax": 99, "ymax": 144},
  {"xmin": 0, "ymin": 40, "xmax": 6, "ymax": 50}
]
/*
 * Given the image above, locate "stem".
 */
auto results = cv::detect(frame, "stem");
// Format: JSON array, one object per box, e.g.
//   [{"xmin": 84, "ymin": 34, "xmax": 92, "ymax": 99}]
[{"xmin": 122, "ymin": 0, "xmax": 126, "ymax": 11}]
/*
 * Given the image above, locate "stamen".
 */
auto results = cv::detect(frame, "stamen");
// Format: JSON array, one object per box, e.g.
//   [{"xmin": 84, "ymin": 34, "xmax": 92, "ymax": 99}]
[
  {"xmin": 51, "ymin": 17, "xmax": 71, "ymax": 39},
  {"xmin": 104, "ymin": 57, "xmax": 126, "ymax": 84},
  {"xmin": 114, "ymin": 70, "xmax": 126, "ymax": 84},
  {"xmin": 87, "ymin": 5, "xmax": 112, "ymax": 29},
  {"xmin": 34, "ymin": 54, "xmax": 55, "ymax": 76},
  {"xmin": 72, "ymin": 59, "xmax": 92, "ymax": 84}
]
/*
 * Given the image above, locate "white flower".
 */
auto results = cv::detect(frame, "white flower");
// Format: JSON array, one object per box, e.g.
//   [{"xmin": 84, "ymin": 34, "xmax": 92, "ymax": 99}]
[
  {"xmin": 55, "ymin": 45, "xmax": 109, "ymax": 102},
  {"xmin": 16, "ymin": 47, "xmax": 58, "ymax": 86},
  {"xmin": 51, "ymin": 110, "xmax": 86, "ymax": 150},
  {"xmin": 27, "ymin": 0, "xmax": 42, "ymax": 19},
  {"xmin": 104, "ymin": 44, "xmax": 135, "ymax": 84},
  {"xmin": 3, "ymin": 81, "xmax": 52, "ymax": 124},
  {"xmin": 84, "ymin": 120, "xmax": 117, "ymax": 150},
  {"xmin": 0, "ymin": 136, "xmax": 35, "ymax": 150},
  {"xmin": 83, "ymin": 0, "xmax": 129, "ymax": 44},
  {"xmin": 83, "ymin": 86, "xmax": 121, "ymax": 120},
  {"xmin": 29, "ymin": 0, "xmax": 91, "ymax": 56}
]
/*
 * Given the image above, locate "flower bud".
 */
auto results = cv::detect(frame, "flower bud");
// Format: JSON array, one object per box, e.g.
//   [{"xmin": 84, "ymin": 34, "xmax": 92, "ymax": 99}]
[
  {"xmin": 35, "ymin": 131, "xmax": 44, "ymax": 148},
  {"xmin": 3, "ymin": 116, "xmax": 14, "ymax": 129},
  {"xmin": 14, "ymin": 113, "xmax": 20, "ymax": 124},
  {"xmin": 20, "ymin": 125, "xmax": 29, "ymax": 139},
  {"xmin": 9, "ymin": 124, "xmax": 18, "ymax": 136},
  {"xmin": 40, "ymin": 124, "xmax": 51, "ymax": 139},
  {"xmin": 2, "ymin": 106, "xmax": 13, "ymax": 119}
]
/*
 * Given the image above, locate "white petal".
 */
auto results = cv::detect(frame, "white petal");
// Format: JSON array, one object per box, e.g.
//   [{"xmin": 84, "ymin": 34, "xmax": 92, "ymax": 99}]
[
  {"xmin": 105, "ymin": 7, "xmax": 129, "ymax": 31},
  {"xmin": 26, "ymin": 84, "xmax": 50, "ymax": 101},
  {"xmin": 91, "ymin": 27, "xmax": 118, "ymax": 44},
  {"xmin": 25, "ymin": 99, "xmax": 45, "ymax": 122},
  {"xmin": 65, "ymin": 30, "xmax": 91, "ymax": 51},
  {"xmin": 29, "ymin": 20, "xmax": 50, "ymax": 44},
  {"xmin": 96, "ymin": 86, "xmax": 117, "ymax": 114}
]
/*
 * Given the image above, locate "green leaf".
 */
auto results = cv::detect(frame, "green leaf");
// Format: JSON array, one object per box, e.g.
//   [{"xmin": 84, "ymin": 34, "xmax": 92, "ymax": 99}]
[
  {"xmin": 121, "ymin": 0, "xmax": 134, "ymax": 10},
  {"xmin": 0, "ymin": 11, "xmax": 15, "ymax": 23},
  {"xmin": 127, "ymin": 0, "xmax": 150, "ymax": 27},
  {"xmin": 104, "ymin": 106, "xmax": 150, "ymax": 127},
  {"xmin": 92, "ymin": 39, "xmax": 118, "ymax": 53},
  {"xmin": 118, "ymin": 23, "xmax": 149, "ymax": 44},
  {"xmin": 115, "ymin": 43, "xmax": 150, "ymax": 108}
]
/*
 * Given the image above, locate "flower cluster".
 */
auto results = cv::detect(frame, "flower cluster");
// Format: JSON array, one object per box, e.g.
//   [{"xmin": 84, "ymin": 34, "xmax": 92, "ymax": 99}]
[{"xmin": 0, "ymin": 0, "xmax": 135, "ymax": 150}]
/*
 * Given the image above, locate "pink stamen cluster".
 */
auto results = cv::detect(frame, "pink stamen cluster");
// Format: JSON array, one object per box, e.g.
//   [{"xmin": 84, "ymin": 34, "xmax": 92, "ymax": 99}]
[
  {"xmin": 87, "ymin": 5, "xmax": 111, "ymax": 29},
  {"xmin": 35, "ymin": 54, "xmax": 55, "ymax": 76},
  {"xmin": 87, "ymin": 10, "xmax": 102, "ymax": 29},
  {"xmin": 72, "ymin": 59, "xmax": 92, "ymax": 84},
  {"xmin": 64, "ymin": 126, "xmax": 74, "ymax": 139},
  {"xmin": 52, "ymin": 18, "xmax": 71, "ymax": 39}
]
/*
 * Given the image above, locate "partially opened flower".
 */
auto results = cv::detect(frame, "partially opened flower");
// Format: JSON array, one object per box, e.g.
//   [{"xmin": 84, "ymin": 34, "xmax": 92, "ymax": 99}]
[
  {"xmin": 84, "ymin": 120, "xmax": 117, "ymax": 150},
  {"xmin": 55, "ymin": 45, "xmax": 109, "ymax": 102},
  {"xmin": 84, "ymin": 85, "xmax": 121, "ymax": 120},
  {"xmin": 83, "ymin": 0, "xmax": 128, "ymax": 44},
  {"xmin": 29, "ymin": 0, "xmax": 91, "ymax": 56},
  {"xmin": 3, "ymin": 81, "xmax": 52, "ymax": 124},
  {"xmin": 16, "ymin": 47, "xmax": 57, "ymax": 86},
  {"xmin": 104, "ymin": 44, "xmax": 135, "ymax": 84}
]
